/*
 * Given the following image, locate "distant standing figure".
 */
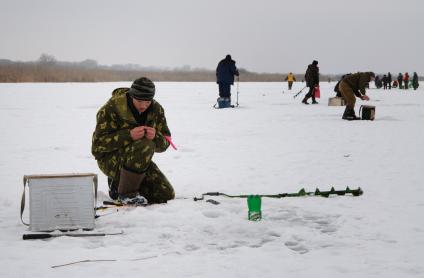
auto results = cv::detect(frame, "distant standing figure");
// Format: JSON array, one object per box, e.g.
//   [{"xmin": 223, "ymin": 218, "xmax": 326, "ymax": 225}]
[
  {"xmin": 403, "ymin": 72, "xmax": 410, "ymax": 90},
  {"xmin": 387, "ymin": 72, "xmax": 392, "ymax": 89},
  {"xmin": 382, "ymin": 75, "xmax": 388, "ymax": 89},
  {"xmin": 302, "ymin": 60, "xmax": 319, "ymax": 104},
  {"xmin": 397, "ymin": 73, "xmax": 403, "ymax": 89},
  {"xmin": 338, "ymin": 72, "xmax": 374, "ymax": 120},
  {"xmin": 374, "ymin": 75, "xmax": 382, "ymax": 88},
  {"xmin": 412, "ymin": 72, "xmax": 419, "ymax": 90},
  {"xmin": 284, "ymin": 72, "xmax": 296, "ymax": 90},
  {"xmin": 216, "ymin": 55, "xmax": 239, "ymax": 102}
]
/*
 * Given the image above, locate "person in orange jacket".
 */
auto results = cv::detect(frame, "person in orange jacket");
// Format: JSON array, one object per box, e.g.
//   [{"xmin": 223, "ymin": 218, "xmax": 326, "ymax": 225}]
[
  {"xmin": 284, "ymin": 72, "xmax": 296, "ymax": 90},
  {"xmin": 403, "ymin": 72, "xmax": 410, "ymax": 90}
]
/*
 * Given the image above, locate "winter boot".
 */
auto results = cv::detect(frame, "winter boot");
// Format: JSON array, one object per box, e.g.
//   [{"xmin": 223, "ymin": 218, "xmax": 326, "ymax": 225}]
[
  {"xmin": 108, "ymin": 177, "xmax": 119, "ymax": 200},
  {"xmin": 312, "ymin": 100, "xmax": 319, "ymax": 104},
  {"xmin": 117, "ymin": 166, "xmax": 146, "ymax": 196},
  {"xmin": 342, "ymin": 107, "xmax": 361, "ymax": 121},
  {"xmin": 118, "ymin": 193, "xmax": 148, "ymax": 206},
  {"xmin": 302, "ymin": 98, "xmax": 309, "ymax": 105}
]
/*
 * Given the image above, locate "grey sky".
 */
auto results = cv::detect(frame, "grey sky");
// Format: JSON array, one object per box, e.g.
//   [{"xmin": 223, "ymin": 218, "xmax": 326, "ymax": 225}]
[{"xmin": 1, "ymin": 0, "xmax": 422, "ymax": 74}]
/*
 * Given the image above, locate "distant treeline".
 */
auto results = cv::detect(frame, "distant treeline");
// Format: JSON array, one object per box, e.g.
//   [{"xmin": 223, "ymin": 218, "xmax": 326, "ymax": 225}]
[{"xmin": 1, "ymin": 54, "xmax": 412, "ymax": 83}]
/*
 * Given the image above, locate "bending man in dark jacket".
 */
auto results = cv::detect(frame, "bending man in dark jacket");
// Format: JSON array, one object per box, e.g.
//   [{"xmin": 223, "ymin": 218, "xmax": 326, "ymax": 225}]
[
  {"xmin": 216, "ymin": 55, "xmax": 239, "ymax": 101},
  {"xmin": 302, "ymin": 60, "xmax": 319, "ymax": 104},
  {"xmin": 92, "ymin": 77, "xmax": 175, "ymax": 205},
  {"xmin": 338, "ymin": 72, "xmax": 375, "ymax": 120}
]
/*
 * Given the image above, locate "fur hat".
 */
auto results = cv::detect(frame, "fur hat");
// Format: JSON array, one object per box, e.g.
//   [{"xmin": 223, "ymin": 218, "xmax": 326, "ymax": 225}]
[{"xmin": 128, "ymin": 77, "xmax": 155, "ymax": 100}]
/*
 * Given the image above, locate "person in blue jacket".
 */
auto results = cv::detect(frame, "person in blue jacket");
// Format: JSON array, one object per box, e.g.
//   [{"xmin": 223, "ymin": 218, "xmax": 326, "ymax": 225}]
[{"xmin": 216, "ymin": 55, "xmax": 239, "ymax": 102}]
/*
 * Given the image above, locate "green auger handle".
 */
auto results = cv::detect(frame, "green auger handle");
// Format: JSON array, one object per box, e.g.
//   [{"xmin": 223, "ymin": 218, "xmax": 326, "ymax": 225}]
[{"xmin": 193, "ymin": 187, "xmax": 363, "ymax": 202}]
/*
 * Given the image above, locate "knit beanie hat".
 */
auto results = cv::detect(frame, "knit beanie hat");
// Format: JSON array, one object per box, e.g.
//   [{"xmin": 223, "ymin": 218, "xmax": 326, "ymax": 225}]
[
  {"xmin": 128, "ymin": 77, "xmax": 155, "ymax": 100},
  {"xmin": 312, "ymin": 60, "xmax": 318, "ymax": 66}
]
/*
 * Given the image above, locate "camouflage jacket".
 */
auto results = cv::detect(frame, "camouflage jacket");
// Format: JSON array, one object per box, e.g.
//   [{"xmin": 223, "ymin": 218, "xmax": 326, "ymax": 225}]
[
  {"xmin": 91, "ymin": 88, "xmax": 171, "ymax": 160},
  {"xmin": 342, "ymin": 72, "xmax": 374, "ymax": 96}
]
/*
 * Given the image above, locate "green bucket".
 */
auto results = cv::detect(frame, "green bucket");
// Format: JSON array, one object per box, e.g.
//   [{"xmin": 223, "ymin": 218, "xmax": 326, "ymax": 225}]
[{"xmin": 247, "ymin": 195, "xmax": 262, "ymax": 221}]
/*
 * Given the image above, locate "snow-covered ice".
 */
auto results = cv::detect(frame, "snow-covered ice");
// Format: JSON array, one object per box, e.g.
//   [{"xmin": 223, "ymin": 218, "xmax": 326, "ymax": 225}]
[{"xmin": 0, "ymin": 81, "xmax": 423, "ymax": 277}]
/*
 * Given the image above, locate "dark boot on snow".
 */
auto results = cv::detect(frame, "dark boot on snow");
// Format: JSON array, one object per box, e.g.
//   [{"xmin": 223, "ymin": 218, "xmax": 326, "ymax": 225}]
[
  {"xmin": 118, "ymin": 193, "xmax": 148, "ymax": 206},
  {"xmin": 342, "ymin": 107, "xmax": 361, "ymax": 121},
  {"xmin": 116, "ymin": 167, "xmax": 148, "ymax": 206},
  {"xmin": 118, "ymin": 167, "xmax": 146, "ymax": 194},
  {"xmin": 108, "ymin": 177, "xmax": 118, "ymax": 200}
]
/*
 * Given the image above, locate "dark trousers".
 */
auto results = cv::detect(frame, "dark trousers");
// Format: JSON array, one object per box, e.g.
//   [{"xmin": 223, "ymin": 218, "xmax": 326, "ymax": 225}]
[
  {"xmin": 288, "ymin": 81, "xmax": 293, "ymax": 90},
  {"xmin": 303, "ymin": 86, "xmax": 316, "ymax": 102},
  {"xmin": 218, "ymin": 83, "xmax": 231, "ymax": 98}
]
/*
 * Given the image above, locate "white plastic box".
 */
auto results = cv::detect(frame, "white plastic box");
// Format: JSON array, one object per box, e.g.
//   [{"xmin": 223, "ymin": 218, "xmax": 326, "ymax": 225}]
[{"xmin": 21, "ymin": 173, "xmax": 97, "ymax": 232}]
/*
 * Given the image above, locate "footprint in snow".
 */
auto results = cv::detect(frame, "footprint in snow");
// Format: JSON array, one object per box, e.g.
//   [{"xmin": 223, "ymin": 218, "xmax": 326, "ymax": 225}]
[
  {"xmin": 179, "ymin": 148, "xmax": 195, "ymax": 153},
  {"xmin": 184, "ymin": 244, "xmax": 201, "ymax": 251},
  {"xmin": 319, "ymin": 226, "xmax": 337, "ymax": 233},
  {"xmin": 284, "ymin": 240, "xmax": 309, "ymax": 254},
  {"xmin": 268, "ymin": 231, "xmax": 281, "ymax": 237},
  {"xmin": 202, "ymin": 210, "xmax": 224, "ymax": 218}
]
